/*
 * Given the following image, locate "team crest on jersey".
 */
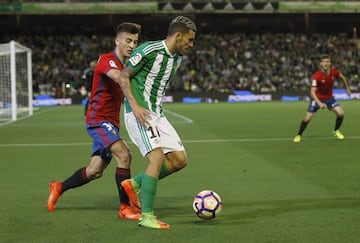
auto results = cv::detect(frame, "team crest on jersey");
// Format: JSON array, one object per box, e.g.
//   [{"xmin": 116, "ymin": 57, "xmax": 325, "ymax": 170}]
[
  {"xmin": 129, "ymin": 53, "xmax": 142, "ymax": 66},
  {"xmin": 109, "ymin": 60, "xmax": 118, "ymax": 68}
]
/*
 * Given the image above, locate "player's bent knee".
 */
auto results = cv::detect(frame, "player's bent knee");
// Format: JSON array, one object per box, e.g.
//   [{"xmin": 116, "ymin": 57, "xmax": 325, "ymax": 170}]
[
  {"xmin": 173, "ymin": 156, "xmax": 188, "ymax": 171},
  {"xmin": 86, "ymin": 164, "xmax": 105, "ymax": 180},
  {"xmin": 113, "ymin": 151, "xmax": 132, "ymax": 167},
  {"xmin": 111, "ymin": 145, "xmax": 132, "ymax": 167},
  {"xmin": 93, "ymin": 172, "xmax": 103, "ymax": 179},
  {"xmin": 87, "ymin": 170, "xmax": 103, "ymax": 180}
]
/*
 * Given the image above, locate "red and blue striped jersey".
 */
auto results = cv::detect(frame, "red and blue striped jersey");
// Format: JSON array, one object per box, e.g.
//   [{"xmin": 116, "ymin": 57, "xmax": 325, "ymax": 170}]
[{"xmin": 86, "ymin": 51, "xmax": 124, "ymax": 128}]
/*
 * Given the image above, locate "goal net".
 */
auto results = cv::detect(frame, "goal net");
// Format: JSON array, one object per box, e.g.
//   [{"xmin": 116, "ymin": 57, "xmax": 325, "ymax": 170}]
[{"xmin": 0, "ymin": 40, "xmax": 33, "ymax": 124}]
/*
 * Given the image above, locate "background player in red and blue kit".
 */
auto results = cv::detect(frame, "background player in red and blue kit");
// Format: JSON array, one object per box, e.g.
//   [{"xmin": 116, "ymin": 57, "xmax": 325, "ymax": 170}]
[
  {"xmin": 47, "ymin": 22, "xmax": 148, "ymax": 220},
  {"xmin": 294, "ymin": 54, "xmax": 351, "ymax": 142},
  {"xmin": 81, "ymin": 60, "xmax": 96, "ymax": 117}
]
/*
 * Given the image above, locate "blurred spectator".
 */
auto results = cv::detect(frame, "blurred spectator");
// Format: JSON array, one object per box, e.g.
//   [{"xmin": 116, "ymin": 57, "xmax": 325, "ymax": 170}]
[
  {"xmin": 179, "ymin": 32, "xmax": 360, "ymax": 93},
  {"xmin": 1, "ymin": 32, "xmax": 359, "ymax": 95}
]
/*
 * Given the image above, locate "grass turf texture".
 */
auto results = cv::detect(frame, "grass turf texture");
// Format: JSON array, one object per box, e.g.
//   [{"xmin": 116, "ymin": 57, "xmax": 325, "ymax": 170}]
[{"xmin": 0, "ymin": 101, "xmax": 359, "ymax": 242}]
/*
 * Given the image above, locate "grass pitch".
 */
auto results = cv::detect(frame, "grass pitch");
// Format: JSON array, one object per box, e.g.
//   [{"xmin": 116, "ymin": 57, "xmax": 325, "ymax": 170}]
[{"xmin": 0, "ymin": 101, "xmax": 359, "ymax": 243}]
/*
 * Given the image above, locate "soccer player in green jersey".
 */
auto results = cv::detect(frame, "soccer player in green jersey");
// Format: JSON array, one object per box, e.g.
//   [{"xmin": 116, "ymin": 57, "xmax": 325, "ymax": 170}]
[{"xmin": 119, "ymin": 16, "xmax": 197, "ymax": 229}]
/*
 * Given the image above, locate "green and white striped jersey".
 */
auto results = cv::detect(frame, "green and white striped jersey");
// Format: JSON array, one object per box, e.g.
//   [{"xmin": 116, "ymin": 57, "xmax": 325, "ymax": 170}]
[{"xmin": 124, "ymin": 40, "xmax": 182, "ymax": 116}]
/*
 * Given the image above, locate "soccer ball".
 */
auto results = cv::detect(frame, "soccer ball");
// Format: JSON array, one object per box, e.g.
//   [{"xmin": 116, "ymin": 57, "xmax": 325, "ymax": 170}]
[{"xmin": 192, "ymin": 190, "xmax": 222, "ymax": 219}]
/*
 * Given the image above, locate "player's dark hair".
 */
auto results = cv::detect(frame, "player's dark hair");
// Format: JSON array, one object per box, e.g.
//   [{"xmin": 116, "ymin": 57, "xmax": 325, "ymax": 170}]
[
  {"xmin": 320, "ymin": 54, "xmax": 330, "ymax": 61},
  {"xmin": 116, "ymin": 22, "xmax": 141, "ymax": 36},
  {"xmin": 167, "ymin": 16, "xmax": 197, "ymax": 36}
]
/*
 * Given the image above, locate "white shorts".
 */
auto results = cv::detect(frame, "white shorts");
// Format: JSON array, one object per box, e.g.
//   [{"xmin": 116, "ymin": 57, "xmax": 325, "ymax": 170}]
[{"xmin": 124, "ymin": 111, "xmax": 185, "ymax": 157}]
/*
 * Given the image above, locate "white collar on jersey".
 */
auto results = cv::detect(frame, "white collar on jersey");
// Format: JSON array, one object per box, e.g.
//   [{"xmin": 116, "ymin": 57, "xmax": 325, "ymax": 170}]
[{"xmin": 162, "ymin": 40, "xmax": 175, "ymax": 57}]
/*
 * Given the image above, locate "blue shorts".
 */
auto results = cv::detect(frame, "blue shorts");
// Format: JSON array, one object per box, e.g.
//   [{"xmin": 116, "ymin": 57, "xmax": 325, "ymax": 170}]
[
  {"xmin": 86, "ymin": 122, "xmax": 122, "ymax": 164},
  {"xmin": 307, "ymin": 98, "xmax": 340, "ymax": 113}
]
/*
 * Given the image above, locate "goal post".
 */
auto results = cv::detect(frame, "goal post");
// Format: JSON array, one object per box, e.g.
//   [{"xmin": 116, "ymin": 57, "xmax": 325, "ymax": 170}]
[{"xmin": 0, "ymin": 40, "xmax": 33, "ymax": 123}]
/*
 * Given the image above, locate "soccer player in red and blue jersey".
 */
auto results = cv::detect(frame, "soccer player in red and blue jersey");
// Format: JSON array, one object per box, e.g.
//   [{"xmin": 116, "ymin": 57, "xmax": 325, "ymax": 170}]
[
  {"xmin": 47, "ymin": 22, "xmax": 148, "ymax": 220},
  {"xmin": 294, "ymin": 54, "xmax": 351, "ymax": 142}
]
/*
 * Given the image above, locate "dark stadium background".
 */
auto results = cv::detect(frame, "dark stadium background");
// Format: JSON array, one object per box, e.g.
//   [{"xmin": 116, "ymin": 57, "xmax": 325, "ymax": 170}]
[
  {"xmin": 1, "ymin": 13, "xmax": 359, "ymax": 36},
  {"xmin": 1, "ymin": 1, "xmax": 359, "ymax": 102}
]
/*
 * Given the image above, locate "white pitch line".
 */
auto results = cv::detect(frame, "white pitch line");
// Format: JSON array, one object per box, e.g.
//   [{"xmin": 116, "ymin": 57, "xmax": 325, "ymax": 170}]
[
  {"xmin": 184, "ymin": 136, "xmax": 360, "ymax": 143},
  {"xmin": 1, "ymin": 136, "xmax": 360, "ymax": 147},
  {"xmin": 0, "ymin": 107, "xmax": 52, "ymax": 127},
  {"xmin": 0, "ymin": 142, "xmax": 91, "ymax": 147},
  {"xmin": 0, "ymin": 114, "xmax": 35, "ymax": 126},
  {"xmin": 164, "ymin": 109, "xmax": 193, "ymax": 123}
]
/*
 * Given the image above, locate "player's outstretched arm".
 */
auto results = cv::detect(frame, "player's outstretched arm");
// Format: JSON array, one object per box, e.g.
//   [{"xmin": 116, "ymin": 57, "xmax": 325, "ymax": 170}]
[{"xmin": 339, "ymin": 72, "xmax": 351, "ymax": 96}]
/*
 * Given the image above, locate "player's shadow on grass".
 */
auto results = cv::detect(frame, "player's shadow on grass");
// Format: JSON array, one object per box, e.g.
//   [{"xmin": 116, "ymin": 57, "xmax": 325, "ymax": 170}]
[
  {"xmin": 53, "ymin": 196, "xmax": 119, "ymax": 211},
  {"xmin": 50, "ymin": 195, "xmax": 360, "ymax": 227},
  {"xmin": 155, "ymin": 195, "xmax": 223, "ymax": 225},
  {"xmin": 220, "ymin": 196, "xmax": 360, "ymax": 225},
  {"xmin": 157, "ymin": 196, "xmax": 360, "ymax": 226}
]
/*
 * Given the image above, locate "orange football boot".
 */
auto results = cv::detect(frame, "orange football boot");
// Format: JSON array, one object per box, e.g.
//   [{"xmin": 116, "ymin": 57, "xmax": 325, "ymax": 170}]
[
  {"xmin": 121, "ymin": 179, "xmax": 141, "ymax": 214},
  {"xmin": 118, "ymin": 203, "xmax": 141, "ymax": 220},
  {"xmin": 47, "ymin": 181, "xmax": 62, "ymax": 212}
]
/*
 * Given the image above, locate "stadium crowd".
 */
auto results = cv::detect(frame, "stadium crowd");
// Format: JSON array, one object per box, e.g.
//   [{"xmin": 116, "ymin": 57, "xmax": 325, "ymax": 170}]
[
  {"xmin": 2, "ymin": 32, "xmax": 359, "ymax": 96},
  {"xmin": 179, "ymin": 33, "xmax": 360, "ymax": 93}
]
